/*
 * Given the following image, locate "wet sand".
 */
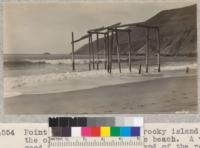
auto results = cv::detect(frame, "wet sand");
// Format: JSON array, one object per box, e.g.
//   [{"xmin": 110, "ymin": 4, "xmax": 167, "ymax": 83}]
[{"xmin": 4, "ymin": 75, "xmax": 197, "ymax": 114}]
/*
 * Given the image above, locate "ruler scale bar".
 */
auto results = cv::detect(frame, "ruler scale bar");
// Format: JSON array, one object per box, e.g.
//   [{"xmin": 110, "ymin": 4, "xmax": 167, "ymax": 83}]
[{"xmin": 48, "ymin": 117, "xmax": 143, "ymax": 147}]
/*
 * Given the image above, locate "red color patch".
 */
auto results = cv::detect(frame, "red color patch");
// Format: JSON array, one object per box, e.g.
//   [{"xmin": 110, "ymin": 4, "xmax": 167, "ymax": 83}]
[{"xmin": 91, "ymin": 127, "xmax": 100, "ymax": 137}]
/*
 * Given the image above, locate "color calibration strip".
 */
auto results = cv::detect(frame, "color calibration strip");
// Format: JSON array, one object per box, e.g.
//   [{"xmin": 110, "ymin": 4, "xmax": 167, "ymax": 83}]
[{"xmin": 49, "ymin": 117, "xmax": 143, "ymax": 137}]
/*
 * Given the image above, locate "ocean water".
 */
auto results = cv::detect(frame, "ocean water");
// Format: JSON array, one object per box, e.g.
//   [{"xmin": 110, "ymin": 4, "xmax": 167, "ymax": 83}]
[
  {"xmin": 3, "ymin": 54, "xmax": 197, "ymax": 98},
  {"xmin": 4, "ymin": 54, "xmax": 197, "ymax": 76},
  {"xmin": 4, "ymin": 54, "xmax": 88, "ymax": 77},
  {"xmin": 4, "ymin": 54, "xmax": 137, "ymax": 76}
]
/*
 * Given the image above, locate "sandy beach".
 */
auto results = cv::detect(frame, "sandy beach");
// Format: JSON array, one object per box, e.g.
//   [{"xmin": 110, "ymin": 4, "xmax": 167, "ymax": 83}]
[{"xmin": 4, "ymin": 74, "xmax": 197, "ymax": 114}]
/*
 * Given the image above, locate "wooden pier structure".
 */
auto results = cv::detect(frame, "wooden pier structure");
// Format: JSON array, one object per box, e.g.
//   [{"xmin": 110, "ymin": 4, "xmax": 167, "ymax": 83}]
[{"xmin": 71, "ymin": 22, "xmax": 161, "ymax": 73}]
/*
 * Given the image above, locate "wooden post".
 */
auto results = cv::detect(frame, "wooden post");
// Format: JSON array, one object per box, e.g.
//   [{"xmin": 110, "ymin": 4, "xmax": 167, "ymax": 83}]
[
  {"xmin": 96, "ymin": 33, "xmax": 99, "ymax": 70},
  {"xmin": 90, "ymin": 34, "xmax": 95, "ymax": 69},
  {"xmin": 139, "ymin": 64, "xmax": 142, "ymax": 74},
  {"xmin": 104, "ymin": 34, "xmax": 107, "ymax": 70},
  {"xmin": 71, "ymin": 32, "xmax": 75, "ymax": 71},
  {"xmin": 107, "ymin": 32, "xmax": 110, "ymax": 73},
  {"xmin": 88, "ymin": 34, "xmax": 91, "ymax": 70},
  {"xmin": 128, "ymin": 31, "xmax": 132, "ymax": 72},
  {"xmin": 186, "ymin": 67, "xmax": 189, "ymax": 73},
  {"xmin": 145, "ymin": 28, "xmax": 149, "ymax": 73},
  {"xmin": 156, "ymin": 28, "xmax": 161, "ymax": 72},
  {"xmin": 115, "ymin": 30, "xmax": 121, "ymax": 73},
  {"xmin": 110, "ymin": 31, "xmax": 114, "ymax": 73}
]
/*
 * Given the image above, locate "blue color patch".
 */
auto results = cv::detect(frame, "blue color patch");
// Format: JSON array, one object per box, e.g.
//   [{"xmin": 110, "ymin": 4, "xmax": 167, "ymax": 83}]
[
  {"xmin": 131, "ymin": 127, "xmax": 140, "ymax": 137},
  {"xmin": 120, "ymin": 127, "xmax": 131, "ymax": 137}
]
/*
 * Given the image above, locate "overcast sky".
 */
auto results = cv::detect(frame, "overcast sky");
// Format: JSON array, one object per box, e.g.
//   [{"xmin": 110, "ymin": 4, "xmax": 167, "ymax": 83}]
[{"xmin": 4, "ymin": 1, "xmax": 196, "ymax": 54}]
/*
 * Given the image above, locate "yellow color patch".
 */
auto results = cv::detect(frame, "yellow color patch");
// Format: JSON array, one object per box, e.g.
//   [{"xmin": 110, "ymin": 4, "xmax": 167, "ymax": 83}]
[{"xmin": 100, "ymin": 126, "xmax": 110, "ymax": 137}]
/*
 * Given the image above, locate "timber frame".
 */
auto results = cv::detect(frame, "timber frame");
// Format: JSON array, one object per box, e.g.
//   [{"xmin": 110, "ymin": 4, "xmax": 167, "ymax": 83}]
[{"xmin": 71, "ymin": 22, "xmax": 161, "ymax": 73}]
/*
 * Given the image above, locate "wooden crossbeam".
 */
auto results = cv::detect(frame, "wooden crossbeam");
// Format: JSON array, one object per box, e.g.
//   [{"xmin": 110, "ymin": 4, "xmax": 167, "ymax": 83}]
[
  {"xmin": 136, "ymin": 24, "xmax": 158, "ymax": 29},
  {"xmin": 89, "ymin": 31, "xmax": 108, "ymax": 35},
  {"xmin": 116, "ymin": 22, "xmax": 141, "ymax": 28},
  {"xmin": 73, "ymin": 34, "xmax": 89, "ymax": 43},
  {"xmin": 106, "ymin": 22, "xmax": 121, "ymax": 29},
  {"xmin": 88, "ymin": 26, "xmax": 105, "ymax": 32},
  {"xmin": 116, "ymin": 22, "xmax": 158, "ymax": 29},
  {"xmin": 109, "ymin": 28, "xmax": 131, "ymax": 32}
]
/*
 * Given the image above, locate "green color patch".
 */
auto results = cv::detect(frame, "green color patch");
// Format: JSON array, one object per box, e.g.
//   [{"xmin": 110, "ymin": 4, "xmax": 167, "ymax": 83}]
[{"xmin": 111, "ymin": 127, "xmax": 120, "ymax": 136}]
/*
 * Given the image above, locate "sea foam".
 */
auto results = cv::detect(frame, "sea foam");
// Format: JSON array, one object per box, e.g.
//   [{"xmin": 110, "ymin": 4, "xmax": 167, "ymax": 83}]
[
  {"xmin": 4, "ymin": 62, "xmax": 197, "ymax": 98},
  {"xmin": 23, "ymin": 58, "xmax": 105, "ymax": 65}
]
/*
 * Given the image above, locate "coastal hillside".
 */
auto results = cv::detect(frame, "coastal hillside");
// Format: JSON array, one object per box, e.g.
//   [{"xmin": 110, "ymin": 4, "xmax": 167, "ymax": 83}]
[{"xmin": 76, "ymin": 4, "xmax": 197, "ymax": 56}]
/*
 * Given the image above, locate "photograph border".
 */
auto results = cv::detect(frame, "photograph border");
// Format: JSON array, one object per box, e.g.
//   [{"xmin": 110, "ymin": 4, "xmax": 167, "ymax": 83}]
[{"xmin": 0, "ymin": 0, "xmax": 199, "ymax": 123}]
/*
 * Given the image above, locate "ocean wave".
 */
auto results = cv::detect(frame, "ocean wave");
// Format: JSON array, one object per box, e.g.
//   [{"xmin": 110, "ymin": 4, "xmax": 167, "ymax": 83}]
[
  {"xmin": 24, "ymin": 59, "xmax": 89, "ymax": 64},
  {"xmin": 4, "ymin": 62, "xmax": 197, "ymax": 98},
  {"xmin": 4, "ymin": 58, "xmax": 106, "ymax": 66},
  {"xmin": 161, "ymin": 63, "xmax": 197, "ymax": 71},
  {"xmin": 4, "ymin": 70, "xmax": 110, "ymax": 98}
]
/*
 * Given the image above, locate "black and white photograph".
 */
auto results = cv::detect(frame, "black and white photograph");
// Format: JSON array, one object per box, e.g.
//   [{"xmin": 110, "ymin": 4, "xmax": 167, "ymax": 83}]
[{"xmin": 3, "ymin": 1, "xmax": 197, "ymax": 114}]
